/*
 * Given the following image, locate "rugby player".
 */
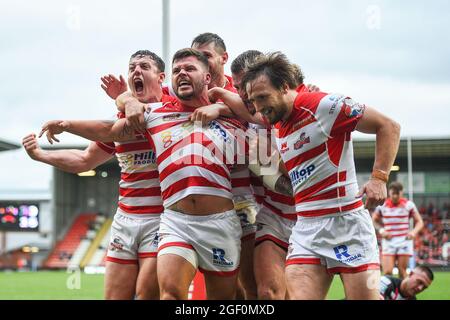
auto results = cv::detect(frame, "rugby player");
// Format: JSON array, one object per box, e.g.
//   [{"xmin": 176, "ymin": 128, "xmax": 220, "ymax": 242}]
[
  {"xmin": 240, "ymin": 52, "xmax": 401, "ymax": 300},
  {"xmin": 380, "ymin": 266, "xmax": 433, "ymax": 300},
  {"xmin": 373, "ymin": 181, "xmax": 424, "ymax": 279},
  {"xmin": 39, "ymin": 49, "xmax": 248, "ymax": 299},
  {"xmin": 22, "ymin": 50, "xmax": 167, "ymax": 300},
  {"xmin": 191, "ymin": 33, "xmax": 258, "ymax": 300}
]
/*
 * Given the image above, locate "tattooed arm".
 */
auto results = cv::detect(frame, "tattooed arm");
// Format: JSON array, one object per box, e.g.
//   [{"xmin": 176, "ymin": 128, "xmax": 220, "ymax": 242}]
[
  {"xmin": 274, "ymin": 175, "xmax": 294, "ymax": 197},
  {"xmin": 39, "ymin": 118, "xmax": 137, "ymax": 144}
]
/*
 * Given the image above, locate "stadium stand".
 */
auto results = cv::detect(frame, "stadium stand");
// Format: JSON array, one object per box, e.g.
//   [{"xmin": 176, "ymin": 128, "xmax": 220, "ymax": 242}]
[
  {"xmin": 81, "ymin": 217, "xmax": 112, "ymax": 268},
  {"xmin": 415, "ymin": 202, "xmax": 450, "ymax": 266},
  {"xmin": 87, "ymin": 226, "xmax": 110, "ymax": 267},
  {"xmin": 44, "ymin": 213, "xmax": 97, "ymax": 268}
]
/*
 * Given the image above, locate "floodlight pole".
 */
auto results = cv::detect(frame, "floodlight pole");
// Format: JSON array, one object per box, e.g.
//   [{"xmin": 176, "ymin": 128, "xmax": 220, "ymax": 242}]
[
  {"xmin": 162, "ymin": 0, "xmax": 170, "ymax": 75},
  {"xmin": 407, "ymin": 136, "xmax": 413, "ymax": 201},
  {"xmin": 0, "ymin": 231, "xmax": 5, "ymax": 255}
]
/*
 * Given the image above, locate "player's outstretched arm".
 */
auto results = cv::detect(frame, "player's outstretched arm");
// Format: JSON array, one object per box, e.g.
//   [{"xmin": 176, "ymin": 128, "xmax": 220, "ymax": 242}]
[
  {"xmin": 22, "ymin": 135, "xmax": 113, "ymax": 173},
  {"xmin": 208, "ymin": 87, "xmax": 265, "ymax": 125},
  {"xmin": 355, "ymin": 106, "xmax": 401, "ymax": 209},
  {"xmin": 39, "ymin": 118, "xmax": 136, "ymax": 144}
]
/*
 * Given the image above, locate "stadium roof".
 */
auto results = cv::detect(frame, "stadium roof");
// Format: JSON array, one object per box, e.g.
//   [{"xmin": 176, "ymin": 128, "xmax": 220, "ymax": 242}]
[
  {"xmin": 0, "ymin": 139, "xmax": 20, "ymax": 152},
  {"xmin": 353, "ymin": 137, "xmax": 450, "ymax": 158},
  {"xmin": 41, "ymin": 137, "xmax": 450, "ymax": 159}
]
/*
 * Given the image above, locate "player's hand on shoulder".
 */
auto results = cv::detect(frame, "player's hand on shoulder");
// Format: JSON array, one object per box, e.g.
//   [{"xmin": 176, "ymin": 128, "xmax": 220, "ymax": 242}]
[
  {"xmin": 22, "ymin": 133, "xmax": 43, "ymax": 160},
  {"xmin": 118, "ymin": 93, "xmax": 146, "ymax": 133},
  {"xmin": 189, "ymin": 105, "xmax": 220, "ymax": 126},
  {"xmin": 38, "ymin": 120, "xmax": 69, "ymax": 144},
  {"xmin": 101, "ymin": 74, "xmax": 128, "ymax": 100},
  {"xmin": 356, "ymin": 178, "xmax": 387, "ymax": 210},
  {"xmin": 306, "ymin": 83, "xmax": 320, "ymax": 92}
]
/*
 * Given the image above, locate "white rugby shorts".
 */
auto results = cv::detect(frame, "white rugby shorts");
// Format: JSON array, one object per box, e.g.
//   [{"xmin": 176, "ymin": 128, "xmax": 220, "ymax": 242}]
[
  {"xmin": 106, "ymin": 209, "xmax": 161, "ymax": 264},
  {"xmin": 286, "ymin": 208, "xmax": 380, "ymax": 273},
  {"xmin": 158, "ymin": 209, "xmax": 242, "ymax": 276},
  {"xmin": 255, "ymin": 206, "xmax": 296, "ymax": 250},
  {"xmin": 381, "ymin": 237, "xmax": 414, "ymax": 257}
]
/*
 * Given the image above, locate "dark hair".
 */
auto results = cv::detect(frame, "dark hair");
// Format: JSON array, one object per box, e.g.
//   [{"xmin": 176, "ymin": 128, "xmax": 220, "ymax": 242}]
[
  {"xmin": 130, "ymin": 50, "xmax": 165, "ymax": 72},
  {"xmin": 416, "ymin": 265, "xmax": 434, "ymax": 281},
  {"xmin": 389, "ymin": 181, "xmax": 404, "ymax": 192},
  {"xmin": 172, "ymin": 48, "xmax": 209, "ymax": 71},
  {"xmin": 191, "ymin": 32, "xmax": 226, "ymax": 53},
  {"xmin": 291, "ymin": 64, "xmax": 305, "ymax": 86},
  {"xmin": 230, "ymin": 50, "xmax": 263, "ymax": 75},
  {"xmin": 241, "ymin": 52, "xmax": 297, "ymax": 92}
]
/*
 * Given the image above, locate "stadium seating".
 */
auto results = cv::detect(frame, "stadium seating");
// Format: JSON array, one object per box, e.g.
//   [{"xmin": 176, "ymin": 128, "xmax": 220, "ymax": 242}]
[
  {"xmin": 415, "ymin": 203, "xmax": 449, "ymax": 266},
  {"xmin": 44, "ymin": 213, "xmax": 97, "ymax": 268},
  {"xmin": 85, "ymin": 221, "xmax": 111, "ymax": 267}
]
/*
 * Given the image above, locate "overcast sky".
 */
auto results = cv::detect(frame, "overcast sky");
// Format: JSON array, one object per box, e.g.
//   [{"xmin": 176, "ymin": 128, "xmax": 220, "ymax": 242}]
[{"xmin": 1, "ymin": 0, "xmax": 449, "ymax": 191}]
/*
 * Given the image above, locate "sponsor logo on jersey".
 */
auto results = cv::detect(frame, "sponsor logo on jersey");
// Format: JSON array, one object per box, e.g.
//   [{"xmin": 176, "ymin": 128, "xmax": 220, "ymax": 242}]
[
  {"xmin": 343, "ymin": 98, "xmax": 365, "ymax": 118},
  {"xmin": 292, "ymin": 115, "xmax": 315, "ymax": 131},
  {"xmin": 209, "ymin": 121, "xmax": 232, "ymax": 144},
  {"xmin": 294, "ymin": 132, "xmax": 310, "ymax": 150},
  {"xmin": 290, "ymin": 164, "xmax": 316, "ymax": 186},
  {"xmin": 212, "ymin": 248, "xmax": 234, "ymax": 267},
  {"xmin": 162, "ymin": 113, "xmax": 181, "ymax": 121},
  {"xmin": 160, "ymin": 121, "xmax": 194, "ymax": 149},
  {"xmin": 118, "ymin": 150, "xmax": 156, "ymax": 168},
  {"xmin": 333, "ymin": 245, "xmax": 363, "ymax": 263}
]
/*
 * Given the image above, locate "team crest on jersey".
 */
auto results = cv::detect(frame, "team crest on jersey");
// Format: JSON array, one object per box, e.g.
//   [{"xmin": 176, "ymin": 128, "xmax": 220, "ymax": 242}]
[
  {"xmin": 280, "ymin": 142, "xmax": 290, "ymax": 154},
  {"xmin": 343, "ymin": 98, "xmax": 365, "ymax": 118},
  {"xmin": 294, "ymin": 132, "xmax": 310, "ymax": 150}
]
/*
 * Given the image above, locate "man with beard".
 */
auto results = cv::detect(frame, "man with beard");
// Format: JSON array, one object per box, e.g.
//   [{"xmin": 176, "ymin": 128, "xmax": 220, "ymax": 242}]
[
  {"xmin": 240, "ymin": 52, "xmax": 401, "ymax": 300},
  {"xmin": 39, "ymin": 49, "xmax": 246, "ymax": 300}
]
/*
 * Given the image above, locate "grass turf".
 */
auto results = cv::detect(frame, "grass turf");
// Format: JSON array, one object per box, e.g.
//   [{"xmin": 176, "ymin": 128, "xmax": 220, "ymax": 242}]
[{"xmin": 0, "ymin": 270, "xmax": 449, "ymax": 300}]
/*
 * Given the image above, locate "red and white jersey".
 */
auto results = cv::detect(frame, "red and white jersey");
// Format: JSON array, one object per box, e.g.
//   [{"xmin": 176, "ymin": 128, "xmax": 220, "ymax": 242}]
[
  {"xmin": 251, "ymin": 174, "xmax": 297, "ymax": 221},
  {"xmin": 96, "ymin": 113, "xmax": 163, "ymax": 215},
  {"xmin": 144, "ymin": 95, "xmax": 247, "ymax": 207},
  {"xmin": 224, "ymin": 75, "xmax": 253, "ymax": 198},
  {"xmin": 248, "ymin": 123, "xmax": 296, "ymax": 220},
  {"xmin": 230, "ymin": 168, "xmax": 253, "ymax": 197},
  {"xmin": 274, "ymin": 85, "xmax": 365, "ymax": 217},
  {"xmin": 165, "ymin": 76, "xmax": 253, "ymax": 199},
  {"xmin": 374, "ymin": 198, "xmax": 418, "ymax": 238}
]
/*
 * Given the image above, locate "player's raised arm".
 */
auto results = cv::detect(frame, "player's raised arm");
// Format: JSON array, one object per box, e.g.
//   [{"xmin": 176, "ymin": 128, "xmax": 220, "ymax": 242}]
[
  {"xmin": 101, "ymin": 74, "xmax": 128, "ymax": 100},
  {"xmin": 39, "ymin": 118, "xmax": 136, "ymax": 144},
  {"xmin": 355, "ymin": 106, "xmax": 401, "ymax": 209}
]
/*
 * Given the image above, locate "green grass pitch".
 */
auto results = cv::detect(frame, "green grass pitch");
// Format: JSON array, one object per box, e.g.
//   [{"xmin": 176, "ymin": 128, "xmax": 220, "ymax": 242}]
[{"xmin": 0, "ymin": 270, "xmax": 449, "ymax": 300}]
